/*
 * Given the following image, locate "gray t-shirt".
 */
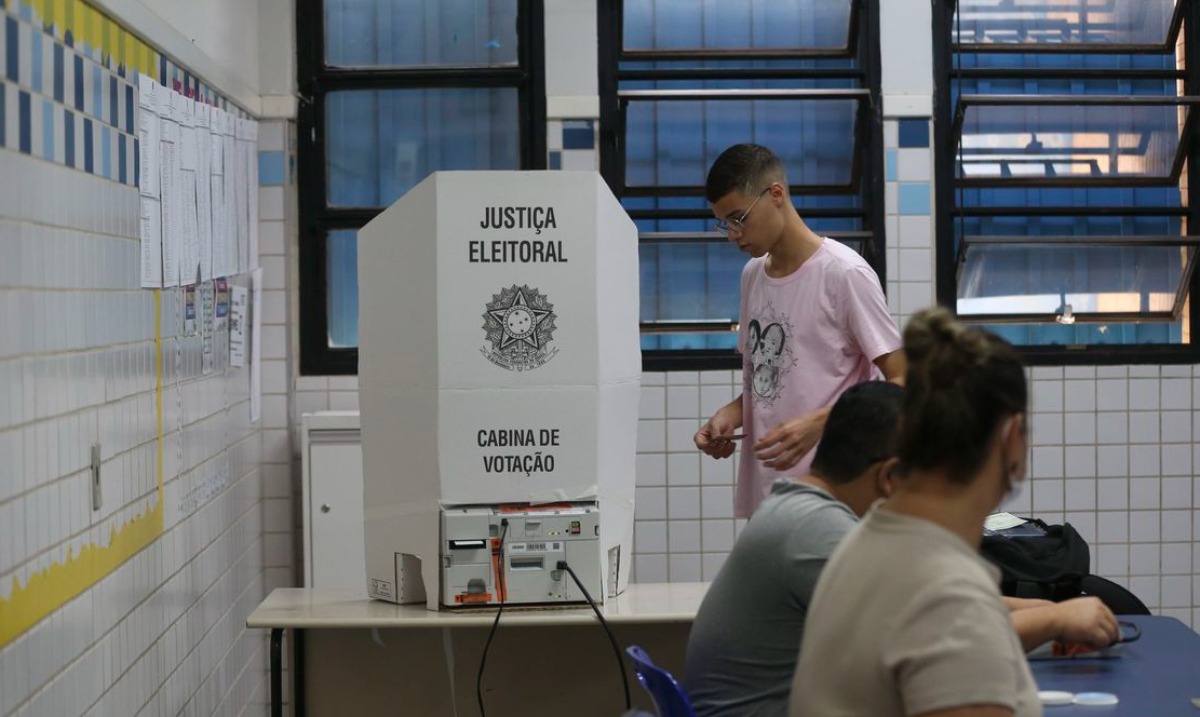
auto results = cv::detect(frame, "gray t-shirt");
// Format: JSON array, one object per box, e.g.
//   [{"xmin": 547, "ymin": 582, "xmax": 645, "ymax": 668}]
[
  {"xmin": 684, "ymin": 480, "xmax": 857, "ymax": 717},
  {"xmin": 791, "ymin": 506, "xmax": 1042, "ymax": 717}
]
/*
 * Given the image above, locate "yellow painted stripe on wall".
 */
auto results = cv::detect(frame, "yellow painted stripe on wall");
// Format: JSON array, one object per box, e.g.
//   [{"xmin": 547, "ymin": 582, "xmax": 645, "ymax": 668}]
[
  {"xmin": 0, "ymin": 291, "xmax": 165, "ymax": 648},
  {"xmin": 53, "ymin": 0, "xmax": 68, "ymax": 34}
]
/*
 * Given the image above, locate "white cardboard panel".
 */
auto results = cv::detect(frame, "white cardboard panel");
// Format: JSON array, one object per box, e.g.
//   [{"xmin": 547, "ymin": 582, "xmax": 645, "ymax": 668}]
[{"xmin": 359, "ymin": 170, "xmax": 641, "ymax": 607}]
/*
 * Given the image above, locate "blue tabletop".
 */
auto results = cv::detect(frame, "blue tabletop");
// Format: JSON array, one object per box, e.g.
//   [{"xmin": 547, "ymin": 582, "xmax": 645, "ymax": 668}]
[{"xmin": 1029, "ymin": 615, "xmax": 1200, "ymax": 715}]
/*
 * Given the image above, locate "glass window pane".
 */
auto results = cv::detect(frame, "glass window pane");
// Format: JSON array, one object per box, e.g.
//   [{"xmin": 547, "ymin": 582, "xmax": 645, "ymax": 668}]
[
  {"xmin": 325, "ymin": 0, "xmax": 519, "ymax": 68},
  {"xmin": 640, "ymin": 332, "xmax": 740, "ymax": 351},
  {"xmin": 326, "ymin": 88, "xmax": 521, "ymax": 207},
  {"xmin": 957, "ymin": 100, "xmax": 1189, "ymax": 183},
  {"xmin": 976, "ymin": 321, "xmax": 1182, "ymax": 346},
  {"xmin": 957, "ymin": 242, "xmax": 1194, "ymax": 318},
  {"xmin": 327, "ymin": 230, "xmax": 360, "ymax": 349},
  {"xmin": 640, "ymin": 243, "xmax": 743, "ymax": 324},
  {"xmin": 625, "ymin": 97, "xmax": 860, "ymax": 187},
  {"xmin": 623, "ymin": 0, "xmax": 854, "ymax": 52},
  {"xmin": 954, "ymin": 0, "xmax": 1178, "ymax": 48}
]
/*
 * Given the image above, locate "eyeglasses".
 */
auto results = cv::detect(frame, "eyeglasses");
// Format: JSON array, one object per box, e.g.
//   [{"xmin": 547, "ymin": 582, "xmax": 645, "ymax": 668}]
[{"xmin": 714, "ymin": 187, "xmax": 770, "ymax": 235}]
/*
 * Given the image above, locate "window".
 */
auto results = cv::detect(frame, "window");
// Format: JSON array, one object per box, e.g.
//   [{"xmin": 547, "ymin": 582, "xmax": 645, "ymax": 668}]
[
  {"xmin": 297, "ymin": 0, "xmax": 545, "ymax": 374},
  {"xmin": 934, "ymin": 0, "xmax": 1200, "ymax": 362},
  {"xmin": 599, "ymin": 0, "xmax": 885, "ymax": 371}
]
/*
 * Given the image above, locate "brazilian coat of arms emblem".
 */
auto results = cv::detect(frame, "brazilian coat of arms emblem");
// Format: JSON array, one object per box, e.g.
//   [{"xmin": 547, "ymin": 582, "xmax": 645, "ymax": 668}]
[{"xmin": 481, "ymin": 284, "xmax": 559, "ymax": 371}]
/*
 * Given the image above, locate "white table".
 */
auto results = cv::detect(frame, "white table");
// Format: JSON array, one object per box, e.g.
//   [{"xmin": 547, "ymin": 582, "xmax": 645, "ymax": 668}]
[{"xmin": 247, "ymin": 584, "xmax": 709, "ymax": 717}]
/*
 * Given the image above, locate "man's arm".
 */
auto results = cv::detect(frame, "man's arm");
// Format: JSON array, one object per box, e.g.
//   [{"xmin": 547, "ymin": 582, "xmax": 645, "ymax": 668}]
[
  {"xmin": 874, "ymin": 349, "xmax": 906, "ymax": 386},
  {"xmin": 1009, "ymin": 597, "xmax": 1119, "ymax": 653},
  {"xmin": 1003, "ymin": 596, "xmax": 1052, "ymax": 612}
]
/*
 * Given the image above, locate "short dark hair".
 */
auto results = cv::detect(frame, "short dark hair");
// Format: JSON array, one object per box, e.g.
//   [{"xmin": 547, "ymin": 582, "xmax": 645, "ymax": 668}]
[
  {"xmin": 810, "ymin": 381, "xmax": 905, "ymax": 484},
  {"xmin": 705, "ymin": 144, "xmax": 787, "ymax": 203},
  {"xmin": 898, "ymin": 307, "xmax": 1027, "ymax": 484}
]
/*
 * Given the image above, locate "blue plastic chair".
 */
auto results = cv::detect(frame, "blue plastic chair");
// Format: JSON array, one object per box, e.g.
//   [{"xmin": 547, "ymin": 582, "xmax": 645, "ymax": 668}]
[{"xmin": 625, "ymin": 645, "xmax": 697, "ymax": 717}]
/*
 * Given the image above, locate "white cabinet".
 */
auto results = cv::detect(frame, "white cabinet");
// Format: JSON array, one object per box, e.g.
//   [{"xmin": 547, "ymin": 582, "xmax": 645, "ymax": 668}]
[{"xmin": 301, "ymin": 411, "xmax": 366, "ymax": 590}]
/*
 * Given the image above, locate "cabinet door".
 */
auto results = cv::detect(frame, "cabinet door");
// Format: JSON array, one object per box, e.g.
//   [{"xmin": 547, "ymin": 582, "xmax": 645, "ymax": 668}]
[{"xmin": 308, "ymin": 435, "xmax": 366, "ymax": 589}]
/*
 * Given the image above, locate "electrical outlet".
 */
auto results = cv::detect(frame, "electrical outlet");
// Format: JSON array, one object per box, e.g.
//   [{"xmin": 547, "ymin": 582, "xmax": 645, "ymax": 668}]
[{"xmin": 91, "ymin": 443, "xmax": 102, "ymax": 511}]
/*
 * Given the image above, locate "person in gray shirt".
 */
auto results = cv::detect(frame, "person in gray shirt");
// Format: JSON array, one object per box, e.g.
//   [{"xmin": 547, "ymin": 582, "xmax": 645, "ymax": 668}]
[
  {"xmin": 684, "ymin": 381, "xmax": 904, "ymax": 717},
  {"xmin": 684, "ymin": 380, "xmax": 1116, "ymax": 717}
]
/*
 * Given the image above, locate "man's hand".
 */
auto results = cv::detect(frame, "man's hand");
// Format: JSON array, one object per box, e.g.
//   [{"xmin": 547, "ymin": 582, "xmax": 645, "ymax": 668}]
[
  {"xmin": 1050, "ymin": 597, "xmax": 1120, "ymax": 650},
  {"xmin": 1012, "ymin": 596, "xmax": 1120, "ymax": 653},
  {"xmin": 753, "ymin": 407, "xmax": 830, "ymax": 471},
  {"xmin": 695, "ymin": 399, "xmax": 742, "ymax": 460}
]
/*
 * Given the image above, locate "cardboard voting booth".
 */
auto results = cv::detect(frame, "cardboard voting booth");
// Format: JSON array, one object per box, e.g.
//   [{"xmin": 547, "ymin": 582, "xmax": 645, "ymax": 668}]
[{"xmin": 357, "ymin": 171, "xmax": 640, "ymax": 610}]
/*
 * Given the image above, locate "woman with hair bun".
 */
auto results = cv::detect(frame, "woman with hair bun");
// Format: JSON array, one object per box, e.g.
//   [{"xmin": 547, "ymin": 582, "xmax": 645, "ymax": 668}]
[{"xmin": 790, "ymin": 307, "xmax": 1114, "ymax": 717}]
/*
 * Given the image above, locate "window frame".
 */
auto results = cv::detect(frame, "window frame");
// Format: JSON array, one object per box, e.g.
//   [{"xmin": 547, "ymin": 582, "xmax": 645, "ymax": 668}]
[
  {"xmin": 932, "ymin": 0, "xmax": 1200, "ymax": 365},
  {"xmin": 599, "ymin": 0, "xmax": 886, "ymax": 372},
  {"xmin": 296, "ymin": 0, "xmax": 547, "ymax": 375}
]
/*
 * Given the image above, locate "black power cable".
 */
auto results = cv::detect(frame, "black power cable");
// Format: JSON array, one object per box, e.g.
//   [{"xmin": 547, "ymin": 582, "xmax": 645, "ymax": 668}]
[
  {"xmin": 476, "ymin": 519, "xmax": 509, "ymax": 717},
  {"xmin": 557, "ymin": 560, "xmax": 632, "ymax": 711}
]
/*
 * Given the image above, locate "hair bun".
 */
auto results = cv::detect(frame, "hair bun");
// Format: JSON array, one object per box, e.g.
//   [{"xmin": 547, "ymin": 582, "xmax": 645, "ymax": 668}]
[{"xmin": 904, "ymin": 306, "xmax": 991, "ymax": 381}]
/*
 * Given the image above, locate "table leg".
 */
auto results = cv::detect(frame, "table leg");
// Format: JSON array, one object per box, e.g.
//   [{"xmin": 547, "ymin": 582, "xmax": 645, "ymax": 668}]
[{"xmin": 271, "ymin": 628, "xmax": 283, "ymax": 717}]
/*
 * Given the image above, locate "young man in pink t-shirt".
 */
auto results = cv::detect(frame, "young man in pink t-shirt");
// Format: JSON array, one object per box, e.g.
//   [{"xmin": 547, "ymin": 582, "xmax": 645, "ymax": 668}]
[{"xmin": 693, "ymin": 144, "xmax": 906, "ymax": 517}]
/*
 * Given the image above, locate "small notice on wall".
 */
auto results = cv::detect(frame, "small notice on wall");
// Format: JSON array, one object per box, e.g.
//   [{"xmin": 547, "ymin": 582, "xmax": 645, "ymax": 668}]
[{"xmin": 229, "ymin": 284, "xmax": 248, "ymax": 367}]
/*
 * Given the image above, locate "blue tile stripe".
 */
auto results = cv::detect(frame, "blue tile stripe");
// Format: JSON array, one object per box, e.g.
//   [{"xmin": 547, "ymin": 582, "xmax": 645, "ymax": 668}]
[
  {"xmin": 5, "ymin": 17, "xmax": 16, "ymax": 83},
  {"xmin": 16, "ymin": 87, "xmax": 27, "ymax": 152},
  {"xmin": 82, "ymin": 116, "xmax": 92, "ymax": 172},
  {"xmin": 40, "ymin": 96, "xmax": 50, "ymax": 159},
  {"xmin": 0, "ymin": 0, "xmax": 253, "ymax": 189},
  {"xmin": 257, "ymin": 151, "xmax": 284, "ymax": 186},
  {"xmin": 51, "ymin": 40, "xmax": 61, "ymax": 102},
  {"xmin": 63, "ymin": 105, "xmax": 72, "ymax": 167},
  {"xmin": 29, "ymin": 21, "xmax": 39, "ymax": 93}
]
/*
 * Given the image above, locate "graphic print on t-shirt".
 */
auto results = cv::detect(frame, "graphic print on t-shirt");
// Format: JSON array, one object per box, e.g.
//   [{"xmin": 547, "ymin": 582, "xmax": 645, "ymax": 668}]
[{"xmin": 747, "ymin": 302, "xmax": 795, "ymax": 407}]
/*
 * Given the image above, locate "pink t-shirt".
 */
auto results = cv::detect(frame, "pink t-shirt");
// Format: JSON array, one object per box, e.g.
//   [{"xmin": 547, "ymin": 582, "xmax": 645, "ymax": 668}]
[{"xmin": 735, "ymin": 238, "xmax": 901, "ymax": 517}]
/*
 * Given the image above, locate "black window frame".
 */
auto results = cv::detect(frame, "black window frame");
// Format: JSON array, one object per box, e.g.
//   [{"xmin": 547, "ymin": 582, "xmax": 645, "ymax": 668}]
[
  {"xmin": 933, "ymin": 0, "xmax": 1200, "ymax": 365},
  {"xmin": 599, "ymin": 0, "xmax": 887, "ymax": 373},
  {"xmin": 297, "ymin": 0, "xmax": 547, "ymax": 375}
]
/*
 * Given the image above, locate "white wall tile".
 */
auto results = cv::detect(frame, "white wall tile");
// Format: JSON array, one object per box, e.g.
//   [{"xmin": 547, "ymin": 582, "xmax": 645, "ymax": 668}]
[
  {"xmin": 666, "ymin": 418, "xmax": 699, "ymax": 453},
  {"xmin": 1030, "ymin": 380, "xmax": 1064, "ymax": 413},
  {"xmin": 1129, "ymin": 477, "xmax": 1161, "ymax": 510},
  {"xmin": 1096, "ymin": 544, "xmax": 1128, "ymax": 576},
  {"xmin": 1063, "ymin": 412, "xmax": 1094, "ymax": 445},
  {"xmin": 1064, "ymin": 479, "xmax": 1095, "ymax": 510},
  {"xmin": 666, "ymin": 386, "xmax": 699, "ymax": 419},
  {"xmin": 634, "ymin": 521, "xmax": 667, "ymax": 554},
  {"xmin": 667, "ymin": 487, "xmax": 701, "ymax": 520},
  {"xmin": 1096, "ymin": 379, "xmax": 1129, "ymax": 411},
  {"xmin": 1063, "ymin": 447, "xmax": 1095, "ymax": 479},
  {"xmin": 636, "ymin": 419, "xmax": 665, "ymax": 453},
  {"xmin": 634, "ymin": 487, "xmax": 666, "ymax": 520},
  {"xmin": 638, "ymin": 386, "xmax": 665, "ymax": 420},
  {"xmin": 1129, "ymin": 378, "xmax": 1161, "ymax": 411},
  {"xmin": 633, "ymin": 554, "xmax": 667, "ymax": 583},
  {"xmin": 668, "ymin": 520, "xmax": 701, "ymax": 552},
  {"xmin": 666, "ymin": 453, "xmax": 700, "ymax": 486},
  {"xmin": 701, "ymin": 519, "xmax": 734, "ymax": 553},
  {"xmin": 1097, "ymin": 512, "xmax": 1129, "ymax": 543},
  {"xmin": 1031, "ymin": 479, "xmax": 1064, "ymax": 512},
  {"xmin": 636, "ymin": 453, "xmax": 666, "ymax": 487},
  {"xmin": 669, "ymin": 554, "xmax": 702, "ymax": 582},
  {"xmin": 1161, "ymin": 411, "xmax": 1191, "ymax": 444},
  {"xmin": 700, "ymin": 485, "xmax": 733, "ymax": 519},
  {"xmin": 1063, "ymin": 380, "xmax": 1096, "ymax": 411},
  {"xmin": 700, "ymin": 454, "xmax": 736, "ymax": 485}
]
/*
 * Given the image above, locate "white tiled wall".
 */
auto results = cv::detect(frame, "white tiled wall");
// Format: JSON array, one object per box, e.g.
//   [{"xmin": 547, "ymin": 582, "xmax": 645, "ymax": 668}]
[{"xmin": 0, "ymin": 135, "xmax": 271, "ymax": 716}]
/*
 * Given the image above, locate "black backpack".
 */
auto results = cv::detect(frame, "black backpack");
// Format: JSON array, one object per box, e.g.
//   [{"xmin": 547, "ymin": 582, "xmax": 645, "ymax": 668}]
[{"xmin": 980, "ymin": 518, "xmax": 1090, "ymax": 602}]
